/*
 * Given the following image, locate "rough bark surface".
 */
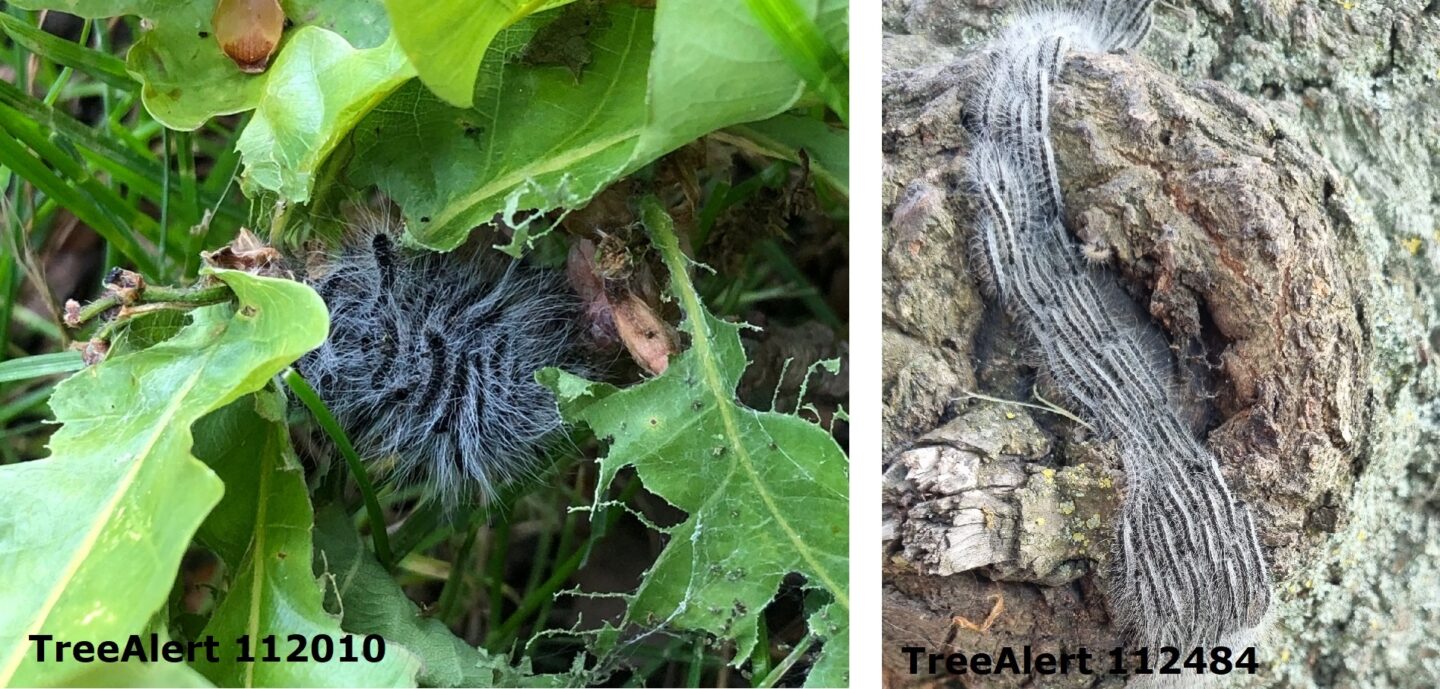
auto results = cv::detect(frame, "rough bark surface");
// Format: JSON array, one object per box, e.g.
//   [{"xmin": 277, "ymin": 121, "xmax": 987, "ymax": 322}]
[{"xmin": 882, "ymin": 1, "xmax": 1440, "ymax": 687}]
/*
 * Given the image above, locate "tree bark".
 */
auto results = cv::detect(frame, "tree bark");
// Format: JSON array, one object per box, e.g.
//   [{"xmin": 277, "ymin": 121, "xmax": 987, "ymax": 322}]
[{"xmin": 882, "ymin": 1, "xmax": 1440, "ymax": 687}]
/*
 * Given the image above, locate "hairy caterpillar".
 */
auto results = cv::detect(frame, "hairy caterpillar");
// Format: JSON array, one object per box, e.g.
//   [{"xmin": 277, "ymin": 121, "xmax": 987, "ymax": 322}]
[
  {"xmin": 296, "ymin": 221, "xmax": 591, "ymax": 509},
  {"xmin": 960, "ymin": 0, "xmax": 1271, "ymax": 653}
]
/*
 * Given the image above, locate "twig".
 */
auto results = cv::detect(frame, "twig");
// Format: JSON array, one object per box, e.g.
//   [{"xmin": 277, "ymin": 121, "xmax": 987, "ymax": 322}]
[
  {"xmin": 68, "ymin": 280, "xmax": 232, "ymax": 326},
  {"xmin": 952, "ymin": 388, "xmax": 1094, "ymax": 431}
]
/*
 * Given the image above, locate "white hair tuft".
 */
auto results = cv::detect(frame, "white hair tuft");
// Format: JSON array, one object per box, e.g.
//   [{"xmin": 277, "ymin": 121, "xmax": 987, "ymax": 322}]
[
  {"xmin": 961, "ymin": 0, "xmax": 1271, "ymax": 654},
  {"xmin": 297, "ymin": 219, "xmax": 591, "ymax": 509}
]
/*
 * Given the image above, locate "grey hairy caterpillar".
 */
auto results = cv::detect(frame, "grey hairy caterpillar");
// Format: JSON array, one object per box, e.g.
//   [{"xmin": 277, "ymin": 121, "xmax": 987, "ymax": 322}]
[
  {"xmin": 960, "ymin": 0, "xmax": 1271, "ymax": 656},
  {"xmin": 295, "ymin": 220, "xmax": 591, "ymax": 509}
]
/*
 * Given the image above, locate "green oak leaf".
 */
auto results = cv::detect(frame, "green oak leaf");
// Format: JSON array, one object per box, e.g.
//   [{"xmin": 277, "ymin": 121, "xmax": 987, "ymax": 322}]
[
  {"xmin": 59, "ymin": 661, "xmax": 216, "ymax": 687},
  {"xmin": 636, "ymin": 0, "xmax": 846, "ymax": 162},
  {"xmin": 381, "ymin": 0, "xmax": 574, "ymax": 108},
  {"xmin": 236, "ymin": 27, "xmax": 416, "ymax": 202},
  {"xmin": 349, "ymin": 5, "xmax": 650, "ymax": 253},
  {"xmin": 190, "ymin": 393, "xmax": 419, "ymax": 687},
  {"xmin": 537, "ymin": 199, "xmax": 848, "ymax": 686},
  {"xmin": 7, "ymin": 0, "xmax": 391, "ymax": 131},
  {"xmin": 351, "ymin": 0, "xmax": 845, "ymax": 254},
  {"xmin": 0, "ymin": 270, "xmax": 327, "ymax": 687}
]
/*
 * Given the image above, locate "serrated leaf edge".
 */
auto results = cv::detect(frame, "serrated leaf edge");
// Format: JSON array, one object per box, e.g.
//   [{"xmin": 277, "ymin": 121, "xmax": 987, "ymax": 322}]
[{"xmin": 641, "ymin": 197, "xmax": 848, "ymax": 614}]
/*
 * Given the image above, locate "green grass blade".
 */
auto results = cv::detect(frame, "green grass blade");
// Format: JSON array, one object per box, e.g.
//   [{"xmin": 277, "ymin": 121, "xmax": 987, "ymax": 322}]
[
  {"xmin": 742, "ymin": 0, "xmax": 848, "ymax": 124},
  {"xmin": 718, "ymin": 113, "xmax": 848, "ymax": 196},
  {"xmin": 0, "ymin": 123, "xmax": 160, "ymax": 276},
  {"xmin": 0, "ymin": 352, "xmax": 84, "ymax": 385},
  {"xmin": 0, "ymin": 80, "xmax": 247, "ymax": 229},
  {"xmin": 282, "ymin": 369, "xmax": 394, "ymax": 568},
  {"xmin": 0, "ymin": 384, "xmax": 55, "ymax": 426},
  {"xmin": 0, "ymin": 13, "xmax": 132, "ymax": 91}
]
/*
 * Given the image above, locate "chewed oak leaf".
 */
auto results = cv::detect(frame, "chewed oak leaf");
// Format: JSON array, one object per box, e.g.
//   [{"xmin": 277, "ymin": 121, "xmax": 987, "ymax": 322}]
[{"xmin": 0, "ymin": 270, "xmax": 327, "ymax": 687}]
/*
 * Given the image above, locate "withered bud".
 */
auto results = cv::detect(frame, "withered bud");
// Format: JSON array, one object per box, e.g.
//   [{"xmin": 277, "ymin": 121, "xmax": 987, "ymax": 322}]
[
  {"xmin": 81, "ymin": 339, "xmax": 110, "ymax": 366},
  {"xmin": 202, "ymin": 228, "xmax": 288, "ymax": 277},
  {"xmin": 64, "ymin": 300, "xmax": 82, "ymax": 328},
  {"xmin": 103, "ymin": 268, "xmax": 146, "ymax": 305}
]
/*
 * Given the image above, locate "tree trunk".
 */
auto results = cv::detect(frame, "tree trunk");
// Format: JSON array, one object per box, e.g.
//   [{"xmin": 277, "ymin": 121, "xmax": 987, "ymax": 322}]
[{"xmin": 881, "ymin": 1, "xmax": 1440, "ymax": 687}]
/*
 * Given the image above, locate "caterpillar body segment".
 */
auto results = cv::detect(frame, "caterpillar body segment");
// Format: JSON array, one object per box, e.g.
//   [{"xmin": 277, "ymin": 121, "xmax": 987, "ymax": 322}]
[{"xmin": 959, "ymin": 0, "xmax": 1271, "ymax": 653}]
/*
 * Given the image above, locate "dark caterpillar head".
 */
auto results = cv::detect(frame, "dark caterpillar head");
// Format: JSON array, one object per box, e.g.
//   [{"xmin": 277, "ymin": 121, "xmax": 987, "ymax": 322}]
[{"xmin": 298, "ymin": 227, "xmax": 591, "ymax": 508}]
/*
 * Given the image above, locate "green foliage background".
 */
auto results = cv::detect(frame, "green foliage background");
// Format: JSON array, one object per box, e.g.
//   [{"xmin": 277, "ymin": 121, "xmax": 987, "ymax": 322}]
[{"xmin": 0, "ymin": 0, "xmax": 849, "ymax": 687}]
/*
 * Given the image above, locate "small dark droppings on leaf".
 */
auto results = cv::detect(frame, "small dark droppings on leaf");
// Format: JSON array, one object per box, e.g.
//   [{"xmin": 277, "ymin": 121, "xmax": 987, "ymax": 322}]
[
  {"xmin": 240, "ymin": 305, "xmax": 258, "ymax": 317},
  {"xmin": 198, "ymin": 31, "xmax": 210, "ymax": 38},
  {"xmin": 420, "ymin": 216, "xmax": 431, "ymax": 223},
  {"xmin": 691, "ymin": 400, "xmax": 703, "ymax": 410},
  {"xmin": 648, "ymin": 417, "xmax": 658, "ymax": 426},
  {"xmin": 276, "ymin": 551, "xmax": 287, "ymax": 559},
  {"xmin": 769, "ymin": 442, "xmax": 778, "ymax": 450},
  {"xmin": 283, "ymin": 18, "xmax": 294, "ymax": 28}
]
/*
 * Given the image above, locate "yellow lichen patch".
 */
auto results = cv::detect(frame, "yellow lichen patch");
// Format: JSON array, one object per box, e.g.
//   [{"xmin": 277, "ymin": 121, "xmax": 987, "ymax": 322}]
[
  {"xmin": 1042, "ymin": 468, "xmax": 1056, "ymax": 483},
  {"xmin": 1402, "ymin": 236, "xmax": 1423, "ymax": 255}
]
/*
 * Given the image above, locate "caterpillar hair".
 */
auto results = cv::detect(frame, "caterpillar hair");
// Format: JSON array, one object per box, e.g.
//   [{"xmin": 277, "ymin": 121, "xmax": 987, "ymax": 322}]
[
  {"xmin": 296, "ymin": 217, "xmax": 591, "ymax": 509},
  {"xmin": 960, "ymin": 0, "xmax": 1271, "ymax": 656}
]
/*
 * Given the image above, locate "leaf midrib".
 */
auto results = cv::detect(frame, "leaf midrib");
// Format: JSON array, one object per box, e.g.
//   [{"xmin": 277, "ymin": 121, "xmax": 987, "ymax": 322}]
[
  {"xmin": 242, "ymin": 428, "xmax": 278, "ymax": 688},
  {"xmin": 653, "ymin": 203, "xmax": 848, "ymax": 614},
  {"xmin": 0, "ymin": 367, "xmax": 206, "ymax": 684}
]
